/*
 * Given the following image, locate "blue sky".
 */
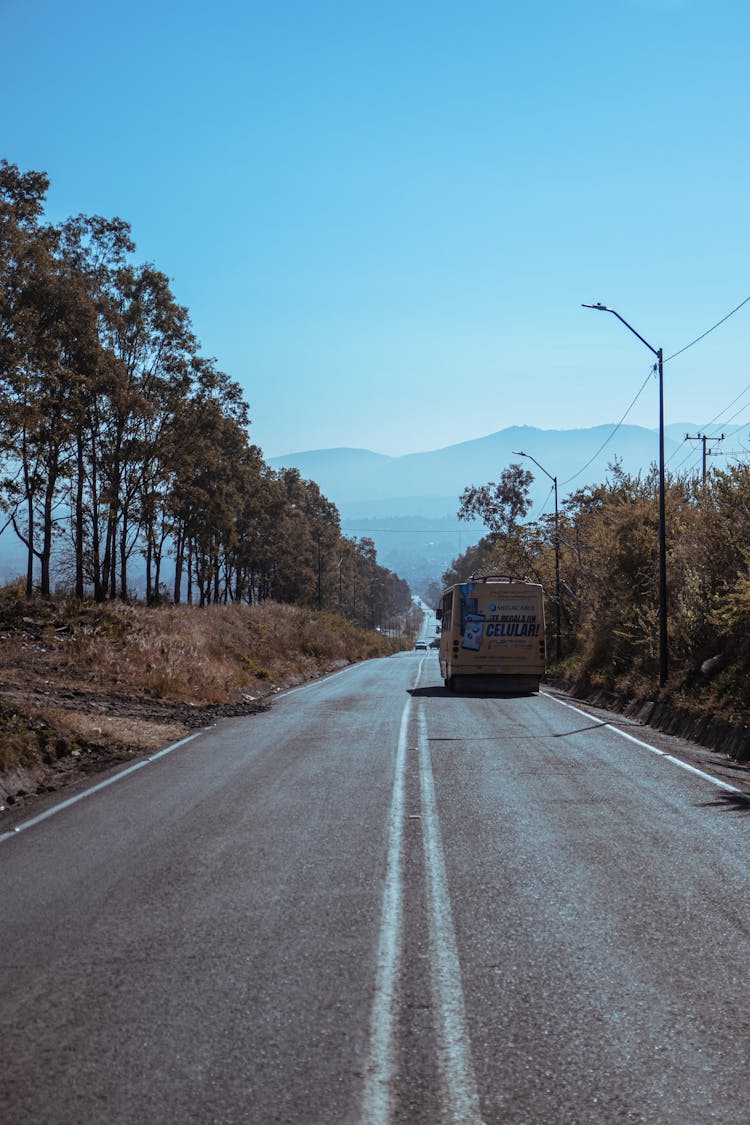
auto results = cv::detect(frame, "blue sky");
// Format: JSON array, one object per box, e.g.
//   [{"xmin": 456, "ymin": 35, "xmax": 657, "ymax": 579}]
[{"xmin": 3, "ymin": 0, "xmax": 750, "ymax": 470}]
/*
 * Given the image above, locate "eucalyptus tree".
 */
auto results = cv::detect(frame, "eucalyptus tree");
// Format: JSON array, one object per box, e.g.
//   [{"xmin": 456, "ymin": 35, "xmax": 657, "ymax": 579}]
[
  {"xmin": 0, "ymin": 161, "xmax": 81, "ymax": 597},
  {"xmin": 267, "ymin": 468, "xmax": 320, "ymax": 606},
  {"xmin": 225, "ymin": 455, "xmax": 282, "ymax": 604},
  {"xmin": 0, "ymin": 161, "xmax": 414, "ymax": 620},
  {"xmin": 458, "ymin": 463, "xmax": 533, "ymax": 543},
  {"xmin": 348, "ymin": 536, "xmax": 378, "ymax": 626},
  {"xmin": 85, "ymin": 263, "xmax": 196, "ymax": 599},
  {"xmin": 267, "ymin": 469, "xmax": 343, "ymax": 608},
  {"xmin": 166, "ymin": 365, "xmax": 254, "ymax": 605},
  {"xmin": 300, "ymin": 475, "xmax": 342, "ymax": 609},
  {"xmin": 12, "ymin": 262, "xmax": 104, "ymax": 597},
  {"xmin": 56, "ymin": 214, "xmax": 134, "ymax": 598}
]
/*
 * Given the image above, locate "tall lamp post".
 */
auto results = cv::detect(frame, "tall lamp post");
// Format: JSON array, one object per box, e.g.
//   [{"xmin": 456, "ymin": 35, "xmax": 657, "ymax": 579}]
[
  {"xmin": 513, "ymin": 450, "xmax": 561, "ymax": 663},
  {"xmin": 582, "ymin": 302, "xmax": 668, "ymax": 687}
]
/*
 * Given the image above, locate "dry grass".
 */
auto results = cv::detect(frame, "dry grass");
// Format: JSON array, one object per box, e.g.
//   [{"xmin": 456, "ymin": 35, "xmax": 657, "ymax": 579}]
[
  {"xmin": 45, "ymin": 708, "xmax": 189, "ymax": 754},
  {"xmin": 93, "ymin": 601, "xmax": 402, "ymax": 700},
  {"xmin": 0, "ymin": 591, "xmax": 410, "ymax": 801},
  {"xmin": 0, "ymin": 597, "xmax": 404, "ymax": 703}
]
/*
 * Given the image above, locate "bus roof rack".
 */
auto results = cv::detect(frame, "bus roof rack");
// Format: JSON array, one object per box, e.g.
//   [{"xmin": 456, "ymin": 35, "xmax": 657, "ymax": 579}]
[{"xmin": 467, "ymin": 572, "xmax": 532, "ymax": 583}]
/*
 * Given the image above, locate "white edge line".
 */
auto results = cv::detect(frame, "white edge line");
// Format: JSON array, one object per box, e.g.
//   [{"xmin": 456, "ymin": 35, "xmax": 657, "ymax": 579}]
[
  {"xmin": 0, "ymin": 730, "xmax": 204, "ymax": 844},
  {"xmin": 542, "ymin": 690, "xmax": 742, "ymax": 794},
  {"xmin": 279, "ymin": 648, "xmax": 418, "ymax": 702},
  {"xmin": 0, "ymin": 657, "xmax": 385, "ymax": 845},
  {"xmin": 0, "ymin": 654, "xmax": 410, "ymax": 845},
  {"xmin": 276, "ymin": 663, "xmax": 357, "ymax": 699}
]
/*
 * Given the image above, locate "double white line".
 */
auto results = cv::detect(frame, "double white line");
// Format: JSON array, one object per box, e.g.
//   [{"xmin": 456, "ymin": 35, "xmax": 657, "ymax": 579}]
[{"xmin": 362, "ymin": 663, "xmax": 483, "ymax": 1124}]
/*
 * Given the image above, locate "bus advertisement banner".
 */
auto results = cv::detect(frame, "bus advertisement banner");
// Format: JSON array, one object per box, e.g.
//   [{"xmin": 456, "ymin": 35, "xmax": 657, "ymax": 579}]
[{"xmin": 458, "ymin": 583, "xmax": 542, "ymax": 652}]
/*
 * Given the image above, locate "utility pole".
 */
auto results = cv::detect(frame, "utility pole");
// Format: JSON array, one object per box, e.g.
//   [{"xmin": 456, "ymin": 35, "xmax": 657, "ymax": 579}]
[
  {"xmin": 583, "ymin": 303, "xmax": 668, "ymax": 686},
  {"xmin": 513, "ymin": 450, "xmax": 561, "ymax": 663},
  {"xmin": 685, "ymin": 433, "xmax": 725, "ymax": 485}
]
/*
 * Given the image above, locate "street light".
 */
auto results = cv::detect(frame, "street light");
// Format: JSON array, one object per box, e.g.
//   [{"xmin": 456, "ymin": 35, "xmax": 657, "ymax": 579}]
[
  {"xmin": 582, "ymin": 302, "xmax": 668, "ymax": 686},
  {"xmin": 513, "ymin": 450, "xmax": 561, "ymax": 663}
]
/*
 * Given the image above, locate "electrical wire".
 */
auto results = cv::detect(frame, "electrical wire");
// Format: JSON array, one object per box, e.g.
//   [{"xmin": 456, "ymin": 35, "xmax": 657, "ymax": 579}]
[
  {"xmin": 669, "ymin": 439, "xmax": 709, "ymax": 476},
  {"xmin": 659, "ymin": 296, "xmax": 750, "ymax": 473},
  {"xmin": 366, "ymin": 295, "xmax": 750, "ymax": 522},
  {"xmin": 699, "ymin": 382, "xmax": 750, "ymax": 434},
  {"xmin": 665, "ymin": 295, "xmax": 750, "ymax": 363},
  {"xmin": 665, "ymin": 385, "xmax": 750, "ymax": 471},
  {"xmin": 528, "ymin": 482, "xmax": 555, "ymax": 520},
  {"xmin": 668, "ymin": 417, "xmax": 750, "ymax": 477},
  {"xmin": 560, "ymin": 364, "xmax": 655, "ymax": 487},
  {"xmin": 557, "ymin": 294, "xmax": 750, "ymax": 492},
  {"xmin": 715, "ymin": 403, "xmax": 750, "ymax": 430}
]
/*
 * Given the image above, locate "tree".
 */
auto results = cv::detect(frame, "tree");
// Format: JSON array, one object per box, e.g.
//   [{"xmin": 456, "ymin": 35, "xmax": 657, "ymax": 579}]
[
  {"xmin": 0, "ymin": 161, "xmax": 78, "ymax": 597},
  {"xmin": 458, "ymin": 463, "xmax": 533, "ymax": 541},
  {"xmin": 56, "ymin": 214, "xmax": 135, "ymax": 598},
  {"xmin": 10, "ymin": 261, "xmax": 102, "ymax": 597}
]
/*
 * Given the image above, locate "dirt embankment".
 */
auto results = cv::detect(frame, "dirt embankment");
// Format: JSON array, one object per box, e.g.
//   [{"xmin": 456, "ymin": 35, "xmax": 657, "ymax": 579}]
[
  {"xmin": 0, "ymin": 679, "xmax": 272, "ymax": 813},
  {"xmin": 0, "ymin": 595, "xmax": 406, "ymax": 816}
]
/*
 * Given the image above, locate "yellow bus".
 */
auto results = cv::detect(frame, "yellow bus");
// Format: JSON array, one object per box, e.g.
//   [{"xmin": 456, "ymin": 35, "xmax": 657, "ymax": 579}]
[{"xmin": 436, "ymin": 573, "xmax": 546, "ymax": 693}]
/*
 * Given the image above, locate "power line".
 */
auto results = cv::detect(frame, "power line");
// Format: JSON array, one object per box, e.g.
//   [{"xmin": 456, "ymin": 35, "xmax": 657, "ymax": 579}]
[
  {"xmin": 559, "ymin": 295, "xmax": 750, "ymax": 493},
  {"xmin": 350, "ymin": 296, "xmax": 750, "ymax": 519},
  {"xmin": 666, "ymin": 295, "xmax": 750, "ymax": 362},
  {"xmin": 669, "ymin": 440, "xmax": 704, "ymax": 475},
  {"xmin": 661, "ymin": 296, "xmax": 750, "ymax": 471},
  {"xmin": 711, "ymin": 400, "xmax": 750, "ymax": 431},
  {"xmin": 666, "ymin": 386, "xmax": 750, "ymax": 471},
  {"xmin": 669, "ymin": 418, "xmax": 750, "ymax": 476},
  {"xmin": 685, "ymin": 432, "xmax": 726, "ymax": 482},
  {"xmin": 531, "ymin": 482, "xmax": 555, "ymax": 519},
  {"xmin": 700, "ymin": 383, "xmax": 750, "ymax": 433},
  {"xmin": 561, "ymin": 364, "xmax": 655, "ymax": 487}
]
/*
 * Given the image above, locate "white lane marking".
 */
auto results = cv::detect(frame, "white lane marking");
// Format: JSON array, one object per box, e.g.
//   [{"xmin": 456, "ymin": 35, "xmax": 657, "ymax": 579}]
[
  {"xmin": 280, "ymin": 650, "xmax": 416, "ymax": 701},
  {"xmin": 418, "ymin": 707, "xmax": 483, "ymax": 1123},
  {"xmin": 362, "ymin": 693, "xmax": 412, "ymax": 1125},
  {"xmin": 277, "ymin": 663, "xmax": 360, "ymax": 698},
  {"xmin": 542, "ymin": 691, "xmax": 742, "ymax": 794},
  {"xmin": 0, "ymin": 732, "xmax": 203, "ymax": 845},
  {"xmin": 0, "ymin": 658, "xmax": 389, "ymax": 845}
]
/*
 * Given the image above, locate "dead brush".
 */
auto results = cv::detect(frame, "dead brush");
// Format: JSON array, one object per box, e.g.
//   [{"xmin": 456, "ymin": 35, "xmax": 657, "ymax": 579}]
[
  {"xmin": 44, "ymin": 706, "xmax": 187, "ymax": 755},
  {"xmin": 0, "ymin": 595, "xmax": 407, "ymax": 788}
]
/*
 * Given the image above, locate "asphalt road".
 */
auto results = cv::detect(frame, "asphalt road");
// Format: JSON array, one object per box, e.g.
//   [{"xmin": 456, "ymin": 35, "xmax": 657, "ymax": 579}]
[{"xmin": 2, "ymin": 652, "xmax": 750, "ymax": 1124}]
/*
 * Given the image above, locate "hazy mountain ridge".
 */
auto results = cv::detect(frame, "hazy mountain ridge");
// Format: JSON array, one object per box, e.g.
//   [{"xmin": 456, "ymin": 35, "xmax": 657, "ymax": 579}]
[
  {"xmin": 269, "ymin": 423, "xmax": 699, "ymax": 591},
  {"xmin": 269, "ymin": 423, "xmax": 696, "ymax": 512}
]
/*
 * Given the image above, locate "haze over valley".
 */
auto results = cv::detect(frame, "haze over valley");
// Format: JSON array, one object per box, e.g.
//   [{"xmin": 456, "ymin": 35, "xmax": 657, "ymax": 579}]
[{"xmin": 269, "ymin": 421, "xmax": 703, "ymax": 590}]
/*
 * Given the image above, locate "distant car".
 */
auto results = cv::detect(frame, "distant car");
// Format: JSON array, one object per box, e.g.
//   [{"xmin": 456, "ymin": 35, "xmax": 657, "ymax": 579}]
[
  {"xmin": 429, "ymin": 638, "xmax": 440, "ymax": 648},
  {"xmin": 414, "ymin": 640, "xmax": 428, "ymax": 651}
]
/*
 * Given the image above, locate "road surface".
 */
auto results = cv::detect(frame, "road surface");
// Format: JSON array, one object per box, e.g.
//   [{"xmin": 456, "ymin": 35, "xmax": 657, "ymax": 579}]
[{"xmin": 2, "ymin": 652, "xmax": 750, "ymax": 1123}]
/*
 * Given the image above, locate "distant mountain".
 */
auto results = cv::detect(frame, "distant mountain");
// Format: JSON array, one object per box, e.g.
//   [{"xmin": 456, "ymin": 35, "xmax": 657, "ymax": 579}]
[
  {"xmin": 269, "ymin": 423, "xmax": 696, "ymax": 591},
  {"xmin": 269, "ymin": 424, "xmax": 692, "ymax": 510},
  {"xmin": 268, "ymin": 423, "xmax": 692, "ymax": 517}
]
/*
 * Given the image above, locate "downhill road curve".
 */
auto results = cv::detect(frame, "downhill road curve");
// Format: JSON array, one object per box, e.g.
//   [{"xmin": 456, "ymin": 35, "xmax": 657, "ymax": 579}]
[{"xmin": 2, "ymin": 652, "xmax": 750, "ymax": 1124}]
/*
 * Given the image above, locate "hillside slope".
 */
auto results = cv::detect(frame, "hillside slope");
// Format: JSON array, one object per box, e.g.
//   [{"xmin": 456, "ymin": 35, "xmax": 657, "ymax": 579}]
[{"xmin": 0, "ymin": 595, "xmax": 409, "ymax": 813}]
